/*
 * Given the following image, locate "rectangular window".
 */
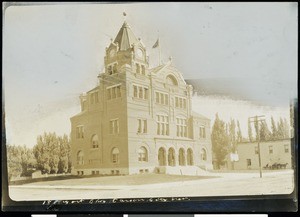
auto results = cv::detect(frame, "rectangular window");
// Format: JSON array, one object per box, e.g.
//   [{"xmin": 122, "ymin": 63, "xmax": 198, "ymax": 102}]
[
  {"xmin": 269, "ymin": 145, "xmax": 273, "ymax": 154},
  {"xmin": 156, "ymin": 115, "xmax": 169, "ymax": 136},
  {"xmin": 107, "ymin": 85, "xmax": 121, "ymax": 100},
  {"xmin": 200, "ymin": 126, "xmax": 206, "ymax": 138},
  {"xmin": 155, "ymin": 91, "xmax": 169, "ymax": 106},
  {"xmin": 110, "ymin": 119, "xmax": 119, "ymax": 134},
  {"xmin": 90, "ymin": 92, "xmax": 99, "ymax": 104},
  {"xmin": 137, "ymin": 118, "xmax": 147, "ymax": 134},
  {"xmin": 247, "ymin": 159, "xmax": 251, "ymax": 166},
  {"xmin": 175, "ymin": 96, "xmax": 187, "ymax": 109},
  {"xmin": 133, "ymin": 84, "xmax": 148, "ymax": 100},
  {"xmin": 255, "ymin": 146, "xmax": 258, "ymax": 155},
  {"xmin": 76, "ymin": 126, "xmax": 84, "ymax": 139},
  {"xmin": 284, "ymin": 144, "xmax": 289, "ymax": 153},
  {"xmin": 176, "ymin": 118, "xmax": 187, "ymax": 137}
]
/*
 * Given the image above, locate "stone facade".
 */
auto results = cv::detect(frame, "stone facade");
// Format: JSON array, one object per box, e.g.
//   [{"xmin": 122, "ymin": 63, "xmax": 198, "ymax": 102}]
[{"xmin": 70, "ymin": 21, "xmax": 213, "ymax": 176}]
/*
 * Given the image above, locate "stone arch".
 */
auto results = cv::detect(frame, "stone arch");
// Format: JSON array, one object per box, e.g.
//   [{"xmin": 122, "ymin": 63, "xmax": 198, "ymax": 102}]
[
  {"xmin": 168, "ymin": 147, "xmax": 176, "ymax": 166},
  {"xmin": 187, "ymin": 148, "xmax": 194, "ymax": 165},
  {"xmin": 179, "ymin": 148, "xmax": 186, "ymax": 166},
  {"xmin": 158, "ymin": 147, "xmax": 166, "ymax": 166}
]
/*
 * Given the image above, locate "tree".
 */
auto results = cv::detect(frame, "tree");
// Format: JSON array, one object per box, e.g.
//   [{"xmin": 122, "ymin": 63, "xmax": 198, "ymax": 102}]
[
  {"xmin": 228, "ymin": 118, "xmax": 237, "ymax": 152},
  {"xmin": 277, "ymin": 118, "xmax": 285, "ymax": 139},
  {"xmin": 6, "ymin": 145, "xmax": 36, "ymax": 180},
  {"xmin": 33, "ymin": 132, "xmax": 71, "ymax": 174},
  {"xmin": 283, "ymin": 118, "xmax": 290, "ymax": 139},
  {"xmin": 236, "ymin": 120, "xmax": 243, "ymax": 143},
  {"xmin": 248, "ymin": 120, "xmax": 253, "ymax": 142},
  {"xmin": 270, "ymin": 116, "xmax": 277, "ymax": 140},
  {"xmin": 259, "ymin": 121, "xmax": 271, "ymax": 142},
  {"xmin": 211, "ymin": 113, "xmax": 230, "ymax": 169}
]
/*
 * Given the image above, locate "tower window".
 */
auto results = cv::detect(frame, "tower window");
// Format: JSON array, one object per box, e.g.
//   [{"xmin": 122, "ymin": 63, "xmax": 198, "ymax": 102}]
[
  {"xmin": 133, "ymin": 84, "xmax": 148, "ymax": 100},
  {"xmin": 109, "ymin": 119, "xmax": 119, "ymax": 134},
  {"xmin": 107, "ymin": 84, "xmax": 121, "ymax": 100},
  {"xmin": 137, "ymin": 119, "xmax": 147, "ymax": 134},
  {"xmin": 284, "ymin": 144, "xmax": 289, "ymax": 153},
  {"xmin": 76, "ymin": 126, "xmax": 84, "ymax": 139}
]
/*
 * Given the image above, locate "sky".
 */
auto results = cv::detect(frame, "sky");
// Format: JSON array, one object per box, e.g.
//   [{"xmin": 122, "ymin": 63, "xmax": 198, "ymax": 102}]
[{"xmin": 3, "ymin": 2, "xmax": 297, "ymax": 147}]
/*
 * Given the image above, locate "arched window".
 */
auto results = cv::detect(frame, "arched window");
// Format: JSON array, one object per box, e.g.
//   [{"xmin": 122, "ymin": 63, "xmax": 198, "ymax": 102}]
[
  {"xmin": 168, "ymin": 148, "xmax": 176, "ymax": 166},
  {"xmin": 158, "ymin": 147, "xmax": 166, "ymax": 166},
  {"xmin": 187, "ymin": 148, "xmax": 194, "ymax": 165},
  {"xmin": 179, "ymin": 148, "xmax": 186, "ymax": 166},
  {"xmin": 138, "ymin": 146, "xmax": 148, "ymax": 162},
  {"xmin": 111, "ymin": 147, "xmax": 120, "ymax": 164},
  {"xmin": 166, "ymin": 74, "xmax": 178, "ymax": 86},
  {"xmin": 77, "ymin": 151, "xmax": 84, "ymax": 165},
  {"xmin": 91, "ymin": 134, "xmax": 99, "ymax": 148},
  {"xmin": 201, "ymin": 148, "xmax": 207, "ymax": 161}
]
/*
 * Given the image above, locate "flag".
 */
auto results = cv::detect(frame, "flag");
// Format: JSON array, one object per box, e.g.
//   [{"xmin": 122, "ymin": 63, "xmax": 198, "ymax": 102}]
[{"xmin": 152, "ymin": 38, "xmax": 159, "ymax": 48}]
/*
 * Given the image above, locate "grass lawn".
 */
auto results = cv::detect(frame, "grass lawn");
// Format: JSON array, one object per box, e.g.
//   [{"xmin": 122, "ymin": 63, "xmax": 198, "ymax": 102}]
[{"xmin": 21, "ymin": 174, "xmax": 217, "ymax": 186}]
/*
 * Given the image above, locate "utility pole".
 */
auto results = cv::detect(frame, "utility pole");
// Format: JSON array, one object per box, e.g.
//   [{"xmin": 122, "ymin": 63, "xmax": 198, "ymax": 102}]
[{"xmin": 248, "ymin": 115, "xmax": 265, "ymax": 178}]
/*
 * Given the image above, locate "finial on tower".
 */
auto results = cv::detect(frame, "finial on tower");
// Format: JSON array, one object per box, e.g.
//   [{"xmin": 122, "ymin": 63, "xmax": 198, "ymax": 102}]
[{"xmin": 123, "ymin": 11, "xmax": 127, "ymax": 21}]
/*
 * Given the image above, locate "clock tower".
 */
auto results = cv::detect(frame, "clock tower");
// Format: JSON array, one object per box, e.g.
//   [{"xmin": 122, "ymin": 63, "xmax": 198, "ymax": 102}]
[{"xmin": 104, "ymin": 21, "xmax": 149, "ymax": 75}]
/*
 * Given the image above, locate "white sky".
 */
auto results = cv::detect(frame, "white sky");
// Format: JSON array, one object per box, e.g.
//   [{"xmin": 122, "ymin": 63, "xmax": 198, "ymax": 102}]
[{"xmin": 3, "ymin": 2, "xmax": 297, "ymax": 147}]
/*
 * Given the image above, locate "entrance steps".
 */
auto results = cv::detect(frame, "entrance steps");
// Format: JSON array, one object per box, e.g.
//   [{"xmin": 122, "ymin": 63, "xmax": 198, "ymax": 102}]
[{"xmin": 155, "ymin": 166, "xmax": 210, "ymax": 176}]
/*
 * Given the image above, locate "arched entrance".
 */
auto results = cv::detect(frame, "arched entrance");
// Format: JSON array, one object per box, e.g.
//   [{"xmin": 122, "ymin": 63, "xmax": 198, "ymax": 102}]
[
  {"xmin": 179, "ymin": 148, "xmax": 186, "ymax": 166},
  {"xmin": 168, "ymin": 148, "xmax": 176, "ymax": 166},
  {"xmin": 158, "ymin": 147, "xmax": 166, "ymax": 166},
  {"xmin": 187, "ymin": 148, "xmax": 194, "ymax": 165}
]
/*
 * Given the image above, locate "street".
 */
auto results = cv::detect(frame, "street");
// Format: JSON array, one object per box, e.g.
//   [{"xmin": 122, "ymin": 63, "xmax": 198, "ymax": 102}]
[{"xmin": 8, "ymin": 170, "xmax": 294, "ymax": 201}]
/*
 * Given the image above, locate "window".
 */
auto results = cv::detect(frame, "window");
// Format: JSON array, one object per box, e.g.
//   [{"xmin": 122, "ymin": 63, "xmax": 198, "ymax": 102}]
[
  {"xmin": 284, "ymin": 144, "xmax": 289, "ymax": 153},
  {"xmin": 111, "ymin": 148, "xmax": 120, "ymax": 164},
  {"xmin": 108, "ymin": 65, "xmax": 112, "ymax": 75},
  {"xmin": 137, "ymin": 119, "xmax": 147, "ymax": 134},
  {"xmin": 166, "ymin": 74, "xmax": 178, "ymax": 86},
  {"xmin": 156, "ymin": 114, "xmax": 169, "ymax": 136},
  {"xmin": 109, "ymin": 119, "xmax": 119, "ymax": 134},
  {"xmin": 91, "ymin": 134, "xmax": 99, "ymax": 148},
  {"xmin": 90, "ymin": 91, "xmax": 99, "ymax": 104},
  {"xmin": 255, "ymin": 146, "xmax": 258, "ymax": 154},
  {"xmin": 77, "ymin": 151, "xmax": 84, "ymax": 165},
  {"xmin": 107, "ymin": 84, "xmax": 121, "ymax": 100},
  {"xmin": 269, "ymin": 145, "xmax": 273, "ymax": 154},
  {"xmin": 136, "ymin": 63, "xmax": 140, "ymax": 74},
  {"xmin": 76, "ymin": 126, "xmax": 84, "ymax": 139},
  {"xmin": 141, "ymin": 65, "xmax": 145, "ymax": 75},
  {"xmin": 179, "ymin": 148, "xmax": 185, "ymax": 166},
  {"xmin": 200, "ymin": 126, "xmax": 206, "ymax": 138},
  {"xmin": 175, "ymin": 96, "xmax": 187, "ymax": 109},
  {"xmin": 176, "ymin": 118, "xmax": 187, "ymax": 137},
  {"xmin": 187, "ymin": 148, "xmax": 194, "ymax": 165},
  {"xmin": 201, "ymin": 148, "xmax": 207, "ymax": 161},
  {"xmin": 133, "ymin": 84, "xmax": 148, "ymax": 100},
  {"xmin": 247, "ymin": 159, "xmax": 251, "ymax": 166},
  {"xmin": 138, "ymin": 146, "xmax": 148, "ymax": 162},
  {"xmin": 155, "ymin": 92, "xmax": 169, "ymax": 105},
  {"xmin": 168, "ymin": 148, "xmax": 176, "ymax": 166}
]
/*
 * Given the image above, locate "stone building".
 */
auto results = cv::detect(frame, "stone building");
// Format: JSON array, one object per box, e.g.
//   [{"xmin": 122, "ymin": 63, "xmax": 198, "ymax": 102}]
[{"xmin": 70, "ymin": 21, "xmax": 213, "ymax": 176}]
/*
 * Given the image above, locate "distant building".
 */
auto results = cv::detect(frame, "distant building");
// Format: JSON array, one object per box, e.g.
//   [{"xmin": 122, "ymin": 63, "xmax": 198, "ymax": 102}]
[
  {"xmin": 70, "ymin": 21, "xmax": 213, "ymax": 176},
  {"xmin": 233, "ymin": 139, "xmax": 292, "ymax": 170}
]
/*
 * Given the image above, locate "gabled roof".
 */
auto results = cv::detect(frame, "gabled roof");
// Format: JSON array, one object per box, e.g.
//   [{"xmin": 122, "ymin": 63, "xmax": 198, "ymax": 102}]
[{"xmin": 114, "ymin": 21, "xmax": 139, "ymax": 51}]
